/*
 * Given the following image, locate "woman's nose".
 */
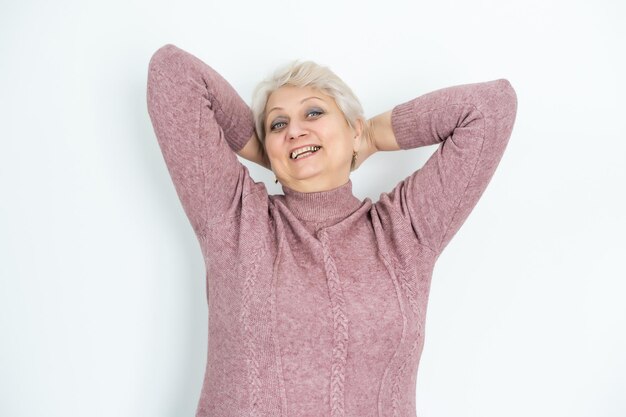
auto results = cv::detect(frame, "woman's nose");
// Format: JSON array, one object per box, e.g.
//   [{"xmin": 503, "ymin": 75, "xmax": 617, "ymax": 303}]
[{"xmin": 287, "ymin": 119, "xmax": 307, "ymax": 140}]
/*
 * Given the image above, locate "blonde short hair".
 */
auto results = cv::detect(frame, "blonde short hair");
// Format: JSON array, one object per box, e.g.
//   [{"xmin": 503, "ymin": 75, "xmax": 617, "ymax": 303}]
[{"xmin": 251, "ymin": 60, "xmax": 365, "ymax": 163}]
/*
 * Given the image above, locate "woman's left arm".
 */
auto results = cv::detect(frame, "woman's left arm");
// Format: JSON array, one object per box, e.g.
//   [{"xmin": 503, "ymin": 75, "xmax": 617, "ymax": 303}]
[{"xmin": 370, "ymin": 79, "xmax": 518, "ymax": 255}]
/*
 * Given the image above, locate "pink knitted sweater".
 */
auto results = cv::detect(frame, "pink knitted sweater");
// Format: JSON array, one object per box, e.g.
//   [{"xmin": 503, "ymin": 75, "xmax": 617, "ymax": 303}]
[{"xmin": 146, "ymin": 44, "xmax": 517, "ymax": 417}]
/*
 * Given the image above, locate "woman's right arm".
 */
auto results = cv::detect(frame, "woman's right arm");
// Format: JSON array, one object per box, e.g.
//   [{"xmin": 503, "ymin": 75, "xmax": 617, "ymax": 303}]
[{"xmin": 146, "ymin": 44, "xmax": 257, "ymax": 237}]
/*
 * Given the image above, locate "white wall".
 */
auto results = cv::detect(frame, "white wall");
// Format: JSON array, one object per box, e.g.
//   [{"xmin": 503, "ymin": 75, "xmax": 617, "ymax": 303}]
[{"xmin": 1, "ymin": 1, "xmax": 625, "ymax": 416}]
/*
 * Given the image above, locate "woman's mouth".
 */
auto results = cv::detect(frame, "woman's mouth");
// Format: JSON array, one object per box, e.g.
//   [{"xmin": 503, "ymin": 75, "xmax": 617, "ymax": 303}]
[{"xmin": 290, "ymin": 145, "xmax": 322, "ymax": 161}]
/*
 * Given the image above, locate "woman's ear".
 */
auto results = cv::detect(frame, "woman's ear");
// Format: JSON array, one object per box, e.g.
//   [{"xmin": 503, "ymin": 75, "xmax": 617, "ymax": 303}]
[{"xmin": 353, "ymin": 117, "xmax": 365, "ymax": 152}]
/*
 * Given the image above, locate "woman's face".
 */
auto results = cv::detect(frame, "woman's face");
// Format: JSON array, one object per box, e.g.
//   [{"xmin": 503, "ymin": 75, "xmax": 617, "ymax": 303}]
[{"xmin": 264, "ymin": 85, "xmax": 361, "ymax": 193}]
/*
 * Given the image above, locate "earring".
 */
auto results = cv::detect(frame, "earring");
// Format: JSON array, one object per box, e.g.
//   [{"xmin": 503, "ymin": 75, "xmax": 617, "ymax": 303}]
[
  {"xmin": 274, "ymin": 177, "xmax": 279, "ymax": 184},
  {"xmin": 352, "ymin": 135, "xmax": 359, "ymax": 166}
]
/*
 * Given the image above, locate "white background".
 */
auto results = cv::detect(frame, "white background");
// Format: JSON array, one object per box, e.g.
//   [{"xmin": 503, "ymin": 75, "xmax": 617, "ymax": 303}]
[{"xmin": 1, "ymin": 1, "xmax": 625, "ymax": 416}]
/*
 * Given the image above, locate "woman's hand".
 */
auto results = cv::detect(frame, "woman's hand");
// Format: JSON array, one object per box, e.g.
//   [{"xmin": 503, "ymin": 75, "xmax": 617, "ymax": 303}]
[{"xmin": 237, "ymin": 132, "xmax": 272, "ymax": 171}]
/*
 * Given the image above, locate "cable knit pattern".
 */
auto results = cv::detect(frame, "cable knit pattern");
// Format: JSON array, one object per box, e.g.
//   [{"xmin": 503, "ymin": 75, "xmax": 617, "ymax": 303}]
[
  {"xmin": 241, "ymin": 237, "xmax": 264, "ymax": 416},
  {"xmin": 388, "ymin": 255, "xmax": 418, "ymax": 417},
  {"xmin": 377, "ymin": 252, "xmax": 408, "ymax": 417},
  {"xmin": 396, "ymin": 338, "xmax": 421, "ymax": 416},
  {"xmin": 146, "ymin": 43, "xmax": 517, "ymax": 417},
  {"xmin": 392, "ymin": 255, "xmax": 420, "ymax": 317},
  {"xmin": 318, "ymin": 229, "xmax": 349, "ymax": 417}
]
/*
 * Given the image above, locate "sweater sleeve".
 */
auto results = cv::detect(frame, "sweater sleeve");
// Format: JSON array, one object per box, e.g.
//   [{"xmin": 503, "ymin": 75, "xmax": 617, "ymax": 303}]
[
  {"xmin": 379, "ymin": 78, "xmax": 518, "ymax": 256},
  {"xmin": 146, "ymin": 44, "xmax": 256, "ymax": 237}
]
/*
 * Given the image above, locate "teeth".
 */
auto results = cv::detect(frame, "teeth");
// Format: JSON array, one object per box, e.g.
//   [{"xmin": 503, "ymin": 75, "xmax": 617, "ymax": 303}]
[{"xmin": 291, "ymin": 145, "xmax": 321, "ymax": 159}]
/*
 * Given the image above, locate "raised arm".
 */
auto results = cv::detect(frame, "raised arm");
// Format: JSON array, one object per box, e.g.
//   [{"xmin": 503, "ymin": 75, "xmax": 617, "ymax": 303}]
[
  {"xmin": 146, "ymin": 44, "xmax": 257, "ymax": 237},
  {"xmin": 377, "ymin": 78, "xmax": 518, "ymax": 255}
]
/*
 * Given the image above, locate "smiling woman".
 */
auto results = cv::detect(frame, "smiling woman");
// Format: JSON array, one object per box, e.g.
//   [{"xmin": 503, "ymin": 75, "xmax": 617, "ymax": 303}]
[
  {"xmin": 260, "ymin": 84, "xmax": 365, "ymax": 192},
  {"xmin": 248, "ymin": 59, "xmax": 407, "ymax": 192},
  {"xmin": 146, "ymin": 43, "xmax": 517, "ymax": 417}
]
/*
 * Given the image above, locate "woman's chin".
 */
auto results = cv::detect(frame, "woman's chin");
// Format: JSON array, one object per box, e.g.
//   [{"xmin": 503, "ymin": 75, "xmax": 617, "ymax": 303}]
[{"xmin": 289, "ymin": 162, "xmax": 324, "ymax": 176}]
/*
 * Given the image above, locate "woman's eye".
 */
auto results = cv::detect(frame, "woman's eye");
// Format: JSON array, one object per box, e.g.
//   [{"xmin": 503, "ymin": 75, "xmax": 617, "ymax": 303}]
[
  {"xmin": 271, "ymin": 121, "xmax": 286, "ymax": 130},
  {"xmin": 270, "ymin": 110, "xmax": 323, "ymax": 131}
]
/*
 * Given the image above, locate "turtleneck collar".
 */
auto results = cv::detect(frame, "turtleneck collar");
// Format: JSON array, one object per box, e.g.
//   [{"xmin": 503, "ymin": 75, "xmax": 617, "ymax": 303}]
[{"xmin": 280, "ymin": 179, "xmax": 362, "ymax": 222}]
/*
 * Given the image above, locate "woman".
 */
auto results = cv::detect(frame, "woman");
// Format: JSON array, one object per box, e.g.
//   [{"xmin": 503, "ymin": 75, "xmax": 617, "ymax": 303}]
[{"xmin": 146, "ymin": 44, "xmax": 517, "ymax": 417}]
